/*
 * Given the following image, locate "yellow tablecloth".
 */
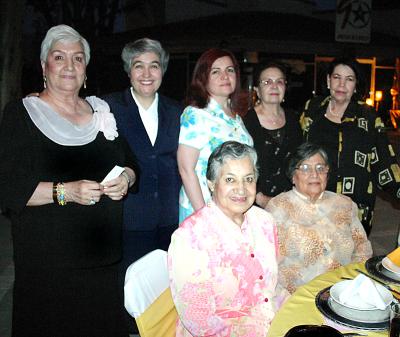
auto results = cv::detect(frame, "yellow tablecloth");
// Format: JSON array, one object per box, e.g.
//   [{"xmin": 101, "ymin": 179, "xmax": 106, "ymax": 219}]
[{"xmin": 267, "ymin": 262, "xmax": 398, "ymax": 337}]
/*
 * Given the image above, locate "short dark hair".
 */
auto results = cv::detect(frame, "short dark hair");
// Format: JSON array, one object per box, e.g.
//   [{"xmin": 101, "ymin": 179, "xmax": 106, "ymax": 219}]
[
  {"xmin": 253, "ymin": 61, "xmax": 288, "ymax": 87},
  {"xmin": 286, "ymin": 142, "xmax": 330, "ymax": 180},
  {"xmin": 185, "ymin": 48, "xmax": 241, "ymax": 113},
  {"xmin": 327, "ymin": 57, "xmax": 365, "ymax": 100},
  {"xmin": 206, "ymin": 141, "xmax": 258, "ymax": 183}
]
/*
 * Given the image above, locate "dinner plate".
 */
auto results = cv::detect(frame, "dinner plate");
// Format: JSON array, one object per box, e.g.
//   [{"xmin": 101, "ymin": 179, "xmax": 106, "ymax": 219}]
[
  {"xmin": 330, "ymin": 280, "xmax": 392, "ymax": 310},
  {"xmin": 365, "ymin": 256, "xmax": 400, "ymax": 284},
  {"xmin": 382, "ymin": 257, "xmax": 400, "ymax": 275},
  {"xmin": 315, "ymin": 287, "xmax": 389, "ymax": 330}
]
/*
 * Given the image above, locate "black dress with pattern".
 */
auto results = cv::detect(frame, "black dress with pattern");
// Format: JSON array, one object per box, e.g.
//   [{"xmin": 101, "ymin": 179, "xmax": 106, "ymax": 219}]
[
  {"xmin": 300, "ymin": 96, "xmax": 400, "ymax": 235},
  {"xmin": 243, "ymin": 108, "xmax": 303, "ymax": 197},
  {"xmin": 0, "ymin": 99, "xmax": 138, "ymax": 337}
]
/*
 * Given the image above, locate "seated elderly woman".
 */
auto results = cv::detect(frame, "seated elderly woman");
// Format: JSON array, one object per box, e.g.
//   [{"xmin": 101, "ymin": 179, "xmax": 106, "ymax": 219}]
[
  {"xmin": 266, "ymin": 142, "xmax": 372, "ymax": 294},
  {"xmin": 168, "ymin": 141, "xmax": 288, "ymax": 337}
]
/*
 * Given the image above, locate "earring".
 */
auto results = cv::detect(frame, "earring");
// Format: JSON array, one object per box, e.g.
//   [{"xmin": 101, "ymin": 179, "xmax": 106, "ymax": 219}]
[
  {"xmin": 43, "ymin": 76, "xmax": 47, "ymax": 89},
  {"xmin": 282, "ymin": 97, "xmax": 285, "ymax": 103},
  {"xmin": 354, "ymin": 88, "xmax": 357, "ymax": 93},
  {"xmin": 83, "ymin": 76, "xmax": 87, "ymax": 89},
  {"xmin": 327, "ymin": 84, "xmax": 330, "ymax": 89}
]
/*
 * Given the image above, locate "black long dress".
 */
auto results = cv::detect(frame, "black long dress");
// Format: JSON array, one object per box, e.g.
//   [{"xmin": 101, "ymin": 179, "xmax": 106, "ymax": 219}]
[
  {"xmin": 243, "ymin": 108, "xmax": 303, "ymax": 197},
  {"xmin": 0, "ymin": 98, "xmax": 138, "ymax": 337}
]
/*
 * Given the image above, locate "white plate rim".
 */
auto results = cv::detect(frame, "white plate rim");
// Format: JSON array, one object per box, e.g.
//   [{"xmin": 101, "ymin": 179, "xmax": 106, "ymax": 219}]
[
  {"xmin": 382, "ymin": 257, "xmax": 400, "ymax": 275},
  {"xmin": 328, "ymin": 297, "xmax": 390, "ymax": 323},
  {"xmin": 316, "ymin": 287, "xmax": 389, "ymax": 330}
]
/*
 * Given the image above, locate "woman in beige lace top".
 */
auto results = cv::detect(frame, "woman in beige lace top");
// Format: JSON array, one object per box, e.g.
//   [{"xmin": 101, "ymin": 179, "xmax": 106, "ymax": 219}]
[{"xmin": 266, "ymin": 142, "xmax": 372, "ymax": 294}]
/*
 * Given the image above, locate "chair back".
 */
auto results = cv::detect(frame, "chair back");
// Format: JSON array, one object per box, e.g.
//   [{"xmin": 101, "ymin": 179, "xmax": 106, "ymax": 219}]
[{"xmin": 124, "ymin": 249, "xmax": 177, "ymax": 337}]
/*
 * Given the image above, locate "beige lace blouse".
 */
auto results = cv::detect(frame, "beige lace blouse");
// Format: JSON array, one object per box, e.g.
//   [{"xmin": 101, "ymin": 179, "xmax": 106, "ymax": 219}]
[{"xmin": 266, "ymin": 189, "xmax": 373, "ymax": 294}]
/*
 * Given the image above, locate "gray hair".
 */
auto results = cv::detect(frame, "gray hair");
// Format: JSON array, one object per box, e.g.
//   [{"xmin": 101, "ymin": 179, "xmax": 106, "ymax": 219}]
[
  {"xmin": 286, "ymin": 142, "xmax": 330, "ymax": 180},
  {"xmin": 206, "ymin": 141, "xmax": 259, "ymax": 183},
  {"xmin": 121, "ymin": 38, "xmax": 169, "ymax": 75},
  {"xmin": 40, "ymin": 24, "xmax": 91, "ymax": 64}
]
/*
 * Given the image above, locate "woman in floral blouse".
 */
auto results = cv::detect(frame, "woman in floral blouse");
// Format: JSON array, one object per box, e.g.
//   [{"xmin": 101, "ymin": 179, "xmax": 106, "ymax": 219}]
[
  {"xmin": 266, "ymin": 142, "xmax": 372, "ymax": 294},
  {"xmin": 169, "ymin": 141, "xmax": 288, "ymax": 337},
  {"xmin": 177, "ymin": 48, "xmax": 253, "ymax": 222}
]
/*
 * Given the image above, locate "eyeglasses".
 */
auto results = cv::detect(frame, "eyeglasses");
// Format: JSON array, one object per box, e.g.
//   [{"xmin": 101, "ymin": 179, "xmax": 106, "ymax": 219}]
[
  {"xmin": 296, "ymin": 163, "xmax": 329, "ymax": 175},
  {"xmin": 259, "ymin": 78, "xmax": 287, "ymax": 87}
]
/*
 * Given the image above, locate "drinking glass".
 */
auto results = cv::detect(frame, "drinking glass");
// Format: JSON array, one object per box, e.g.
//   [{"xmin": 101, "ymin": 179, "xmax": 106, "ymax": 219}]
[{"xmin": 390, "ymin": 302, "xmax": 400, "ymax": 337}]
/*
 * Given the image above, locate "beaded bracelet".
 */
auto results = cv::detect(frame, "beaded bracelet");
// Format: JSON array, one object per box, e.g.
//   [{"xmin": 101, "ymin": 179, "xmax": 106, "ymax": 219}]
[{"xmin": 53, "ymin": 182, "xmax": 67, "ymax": 206}]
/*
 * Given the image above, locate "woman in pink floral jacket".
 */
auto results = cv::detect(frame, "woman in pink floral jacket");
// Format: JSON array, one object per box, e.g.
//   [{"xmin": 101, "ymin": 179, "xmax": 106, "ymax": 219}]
[{"xmin": 168, "ymin": 141, "xmax": 288, "ymax": 337}]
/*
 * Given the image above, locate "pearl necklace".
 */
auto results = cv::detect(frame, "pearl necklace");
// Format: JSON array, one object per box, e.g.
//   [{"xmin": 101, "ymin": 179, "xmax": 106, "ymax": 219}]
[
  {"xmin": 328, "ymin": 101, "xmax": 339, "ymax": 116},
  {"xmin": 327, "ymin": 100, "xmax": 345, "ymax": 119}
]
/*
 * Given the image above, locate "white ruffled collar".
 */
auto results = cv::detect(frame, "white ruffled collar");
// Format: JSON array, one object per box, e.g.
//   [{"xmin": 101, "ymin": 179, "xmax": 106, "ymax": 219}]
[{"xmin": 23, "ymin": 96, "xmax": 118, "ymax": 146}]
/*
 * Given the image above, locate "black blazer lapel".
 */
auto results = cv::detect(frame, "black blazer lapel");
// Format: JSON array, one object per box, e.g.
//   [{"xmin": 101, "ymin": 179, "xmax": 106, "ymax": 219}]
[{"xmin": 122, "ymin": 89, "xmax": 154, "ymax": 149}]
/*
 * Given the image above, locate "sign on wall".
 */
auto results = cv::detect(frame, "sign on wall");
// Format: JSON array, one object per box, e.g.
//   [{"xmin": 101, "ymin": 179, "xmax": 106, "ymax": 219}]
[{"xmin": 335, "ymin": 0, "xmax": 372, "ymax": 44}]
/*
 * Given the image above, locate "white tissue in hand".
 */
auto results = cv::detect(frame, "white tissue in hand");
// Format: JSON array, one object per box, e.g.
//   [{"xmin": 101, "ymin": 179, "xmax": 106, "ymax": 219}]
[
  {"xmin": 338, "ymin": 274, "xmax": 387, "ymax": 310},
  {"xmin": 101, "ymin": 165, "xmax": 124, "ymax": 184}
]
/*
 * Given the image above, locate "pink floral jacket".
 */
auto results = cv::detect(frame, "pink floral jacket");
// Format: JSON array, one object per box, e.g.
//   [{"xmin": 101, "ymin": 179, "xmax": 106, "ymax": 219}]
[{"xmin": 168, "ymin": 202, "xmax": 288, "ymax": 337}]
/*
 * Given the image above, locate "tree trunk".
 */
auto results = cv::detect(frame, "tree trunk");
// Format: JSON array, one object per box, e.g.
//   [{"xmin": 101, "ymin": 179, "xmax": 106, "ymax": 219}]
[{"xmin": 0, "ymin": 0, "xmax": 25, "ymax": 115}]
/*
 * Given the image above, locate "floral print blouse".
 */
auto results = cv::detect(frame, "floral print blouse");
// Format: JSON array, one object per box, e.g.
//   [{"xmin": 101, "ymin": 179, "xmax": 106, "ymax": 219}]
[
  {"xmin": 266, "ymin": 189, "xmax": 373, "ymax": 294},
  {"xmin": 168, "ymin": 202, "xmax": 288, "ymax": 337},
  {"xmin": 178, "ymin": 99, "xmax": 253, "ymax": 219}
]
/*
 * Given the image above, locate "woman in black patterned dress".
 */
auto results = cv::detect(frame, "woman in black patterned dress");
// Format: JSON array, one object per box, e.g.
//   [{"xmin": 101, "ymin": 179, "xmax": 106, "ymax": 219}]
[{"xmin": 300, "ymin": 57, "xmax": 400, "ymax": 235}]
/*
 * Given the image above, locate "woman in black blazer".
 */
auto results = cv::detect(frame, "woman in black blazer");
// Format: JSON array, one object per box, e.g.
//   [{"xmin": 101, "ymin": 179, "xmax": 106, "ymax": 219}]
[{"xmin": 103, "ymin": 38, "xmax": 182, "ymax": 274}]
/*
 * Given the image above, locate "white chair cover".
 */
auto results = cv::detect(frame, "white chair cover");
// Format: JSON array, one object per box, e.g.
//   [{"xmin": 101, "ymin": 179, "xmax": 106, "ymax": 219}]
[{"xmin": 124, "ymin": 249, "xmax": 169, "ymax": 318}]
